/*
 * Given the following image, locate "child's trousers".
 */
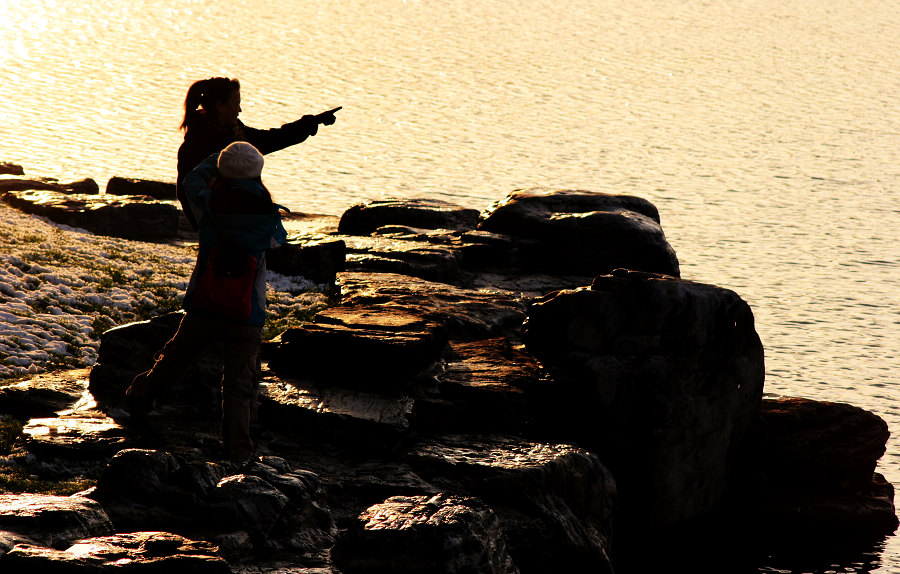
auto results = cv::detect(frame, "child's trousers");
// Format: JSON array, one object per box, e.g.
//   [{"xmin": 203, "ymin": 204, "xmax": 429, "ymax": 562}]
[{"xmin": 126, "ymin": 313, "xmax": 262, "ymax": 463}]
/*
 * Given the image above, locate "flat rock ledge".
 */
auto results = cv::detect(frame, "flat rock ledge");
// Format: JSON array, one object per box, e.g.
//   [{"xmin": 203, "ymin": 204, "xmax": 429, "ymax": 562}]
[{"xmin": 0, "ymin": 189, "xmax": 895, "ymax": 573}]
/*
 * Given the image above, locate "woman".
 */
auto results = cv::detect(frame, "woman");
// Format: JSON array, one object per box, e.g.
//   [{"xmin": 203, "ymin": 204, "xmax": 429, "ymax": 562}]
[
  {"xmin": 177, "ymin": 76, "xmax": 338, "ymax": 229},
  {"xmin": 127, "ymin": 141, "xmax": 286, "ymax": 462}
]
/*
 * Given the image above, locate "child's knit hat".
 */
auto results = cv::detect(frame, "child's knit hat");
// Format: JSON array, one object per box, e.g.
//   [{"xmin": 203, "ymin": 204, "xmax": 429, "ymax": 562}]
[{"xmin": 218, "ymin": 141, "xmax": 264, "ymax": 179}]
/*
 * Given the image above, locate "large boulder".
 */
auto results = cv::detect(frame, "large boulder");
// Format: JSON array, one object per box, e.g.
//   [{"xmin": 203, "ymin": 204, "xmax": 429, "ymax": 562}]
[
  {"xmin": 751, "ymin": 397, "xmax": 898, "ymax": 534},
  {"xmin": 522, "ymin": 268, "xmax": 765, "ymax": 529},
  {"xmin": 1, "ymin": 189, "xmax": 178, "ymax": 241},
  {"xmin": 332, "ymin": 493, "xmax": 519, "ymax": 574},
  {"xmin": 338, "ymin": 198, "xmax": 480, "ymax": 235},
  {"xmin": 477, "ymin": 188, "xmax": 680, "ymax": 277}
]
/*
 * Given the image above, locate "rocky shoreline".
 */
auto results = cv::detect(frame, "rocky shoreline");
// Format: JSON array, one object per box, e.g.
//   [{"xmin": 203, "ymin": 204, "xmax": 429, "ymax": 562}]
[{"xmin": 0, "ymin": 165, "xmax": 896, "ymax": 573}]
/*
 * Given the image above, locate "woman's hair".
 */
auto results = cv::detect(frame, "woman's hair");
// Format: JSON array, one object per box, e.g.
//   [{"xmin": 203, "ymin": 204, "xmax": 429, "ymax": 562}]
[{"xmin": 181, "ymin": 77, "xmax": 241, "ymax": 131}]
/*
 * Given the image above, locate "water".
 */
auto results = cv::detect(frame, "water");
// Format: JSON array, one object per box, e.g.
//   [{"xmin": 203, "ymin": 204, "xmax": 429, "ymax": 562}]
[{"xmin": 2, "ymin": 0, "xmax": 899, "ymax": 570}]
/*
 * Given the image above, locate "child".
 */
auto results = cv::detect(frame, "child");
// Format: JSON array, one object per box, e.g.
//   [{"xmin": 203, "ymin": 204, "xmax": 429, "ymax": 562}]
[{"xmin": 125, "ymin": 141, "xmax": 287, "ymax": 463}]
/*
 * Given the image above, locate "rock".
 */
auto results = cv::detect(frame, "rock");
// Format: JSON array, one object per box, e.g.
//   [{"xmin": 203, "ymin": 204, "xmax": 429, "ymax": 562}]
[
  {"xmin": 89, "ymin": 312, "xmax": 223, "ymax": 410},
  {"xmin": 0, "ymin": 368, "xmax": 91, "ymax": 420},
  {"xmin": 343, "ymin": 234, "xmax": 464, "ymax": 284},
  {"xmin": 267, "ymin": 305, "xmax": 449, "ymax": 389},
  {"xmin": 106, "ymin": 177, "xmax": 176, "ymax": 200},
  {"xmin": 0, "ymin": 177, "xmax": 98, "ymax": 194},
  {"xmin": 0, "ymin": 493, "xmax": 113, "ymax": 550},
  {"xmin": 338, "ymin": 198, "xmax": 480, "ymax": 235},
  {"xmin": 0, "ymin": 531, "xmax": 230, "ymax": 573},
  {"xmin": 22, "ymin": 410, "xmax": 131, "ymax": 459},
  {"xmin": 760, "ymin": 397, "xmax": 890, "ymax": 490},
  {"xmin": 0, "ymin": 163, "xmax": 25, "ymax": 176},
  {"xmin": 417, "ymin": 338, "xmax": 538, "ymax": 433},
  {"xmin": 89, "ymin": 449, "xmax": 335, "ymax": 560},
  {"xmin": 265, "ymin": 235, "xmax": 346, "ymax": 285},
  {"xmin": 337, "ymin": 272, "xmax": 527, "ymax": 340},
  {"xmin": 406, "ymin": 435, "xmax": 615, "ymax": 574},
  {"xmin": 0, "ymin": 531, "xmax": 36, "ymax": 558},
  {"xmin": 477, "ymin": 188, "xmax": 680, "ymax": 277},
  {"xmin": 522, "ymin": 268, "xmax": 765, "ymax": 529},
  {"xmin": 748, "ymin": 397, "xmax": 898, "ymax": 534},
  {"xmin": 332, "ymin": 493, "xmax": 519, "ymax": 574},
  {"xmin": 260, "ymin": 370, "xmax": 416, "ymax": 438},
  {"xmin": 1, "ymin": 189, "xmax": 178, "ymax": 241}
]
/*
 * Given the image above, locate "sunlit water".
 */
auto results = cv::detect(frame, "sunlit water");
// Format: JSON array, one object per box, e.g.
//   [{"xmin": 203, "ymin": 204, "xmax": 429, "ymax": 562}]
[{"xmin": 1, "ymin": 0, "xmax": 898, "ymax": 570}]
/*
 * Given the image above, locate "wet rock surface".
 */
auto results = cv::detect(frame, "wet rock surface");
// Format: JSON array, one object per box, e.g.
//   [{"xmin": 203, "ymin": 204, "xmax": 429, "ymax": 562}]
[
  {"xmin": 0, "ymin": 188, "xmax": 895, "ymax": 572},
  {"xmin": 0, "ymin": 368, "xmax": 92, "ymax": 420},
  {"xmin": 2, "ymin": 531, "xmax": 230, "ymax": 573}
]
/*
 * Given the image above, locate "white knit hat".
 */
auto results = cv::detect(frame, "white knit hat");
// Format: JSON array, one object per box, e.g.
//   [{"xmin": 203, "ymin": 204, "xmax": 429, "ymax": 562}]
[{"xmin": 218, "ymin": 141, "xmax": 264, "ymax": 179}]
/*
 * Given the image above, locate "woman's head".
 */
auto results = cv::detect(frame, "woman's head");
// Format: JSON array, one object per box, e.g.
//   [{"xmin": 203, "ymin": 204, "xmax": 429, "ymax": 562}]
[{"xmin": 181, "ymin": 77, "xmax": 241, "ymax": 131}]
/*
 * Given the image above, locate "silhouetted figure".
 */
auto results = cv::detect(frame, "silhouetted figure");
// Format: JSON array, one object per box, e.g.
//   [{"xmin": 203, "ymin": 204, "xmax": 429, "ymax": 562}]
[
  {"xmin": 177, "ymin": 76, "xmax": 339, "ymax": 230},
  {"xmin": 127, "ymin": 141, "xmax": 286, "ymax": 462}
]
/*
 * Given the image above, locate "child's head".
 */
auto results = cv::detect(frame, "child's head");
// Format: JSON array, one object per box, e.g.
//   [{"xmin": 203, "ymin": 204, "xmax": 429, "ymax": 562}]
[{"xmin": 217, "ymin": 141, "xmax": 263, "ymax": 180}]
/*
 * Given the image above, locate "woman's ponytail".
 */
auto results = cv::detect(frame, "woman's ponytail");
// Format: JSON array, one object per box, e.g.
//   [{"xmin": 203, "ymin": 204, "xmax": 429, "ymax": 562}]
[{"xmin": 180, "ymin": 77, "xmax": 241, "ymax": 132}]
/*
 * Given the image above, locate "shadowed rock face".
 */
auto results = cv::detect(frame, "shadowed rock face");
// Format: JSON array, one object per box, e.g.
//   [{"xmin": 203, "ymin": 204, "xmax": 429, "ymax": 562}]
[
  {"xmin": 332, "ymin": 493, "xmax": 521, "ymax": 574},
  {"xmin": 266, "ymin": 236, "xmax": 347, "ymax": 285},
  {"xmin": 752, "ymin": 397, "xmax": 899, "ymax": 534},
  {"xmin": 522, "ymin": 268, "xmax": 765, "ymax": 529}
]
